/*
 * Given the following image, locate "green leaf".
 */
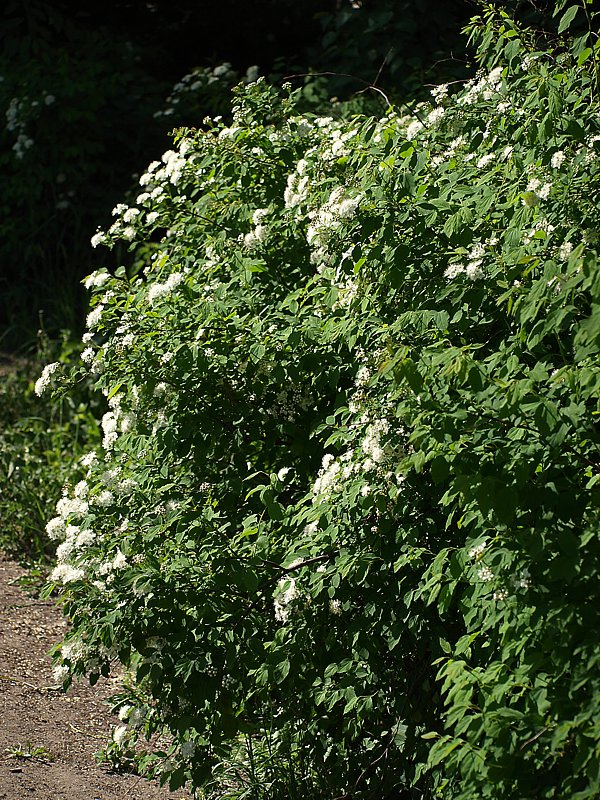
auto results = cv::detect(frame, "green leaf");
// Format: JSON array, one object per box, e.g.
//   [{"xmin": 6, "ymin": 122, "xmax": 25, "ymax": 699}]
[
  {"xmin": 558, "ymin": 5, "xmax": 579, "ymax": 34},
  {"xmin": 274, "ymin": 658, "xmax": 290, "ymax": 684}
]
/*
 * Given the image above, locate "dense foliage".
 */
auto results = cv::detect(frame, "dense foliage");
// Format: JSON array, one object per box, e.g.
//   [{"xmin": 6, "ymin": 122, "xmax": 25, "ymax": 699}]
[{"xmin": 40, "ymin": 4, "xmax": 599, "ymax": 798}]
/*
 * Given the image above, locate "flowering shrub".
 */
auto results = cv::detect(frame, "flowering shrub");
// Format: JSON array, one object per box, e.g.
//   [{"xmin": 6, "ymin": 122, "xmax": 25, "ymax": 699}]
[{"xmin": 43, "ymin": 6, "xmax": 600, "ymax": 798}]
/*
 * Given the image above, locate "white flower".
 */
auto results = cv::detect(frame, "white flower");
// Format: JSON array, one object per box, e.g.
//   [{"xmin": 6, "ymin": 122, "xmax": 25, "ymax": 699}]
[
  {"xmin": 56, "ymin": 541, "xmax": 74, "ymax": 563},
  {"xmin": 148, "ymin": 272, "xmax": 184, "ymax": 305},
  {"xmin": 476, "ymin": 153, "xmax": 495, "ymax": 169},
  {"xmin": 478, "ymin": 566, "xmax": 493, "ymax": 582},
  {"xmin": 91, "ymin": 231, "xmax": 108, "ymax": 248},
  {"xmin": 112, "ymin": 725, "xmax": 128, "ymax": 747},
  {"xmin": 513, "ymin": 568, "xmax": 531, "ymax": 589},
  {"xmin": 551, "ymin": 150, "xmax": 566, "ymax": 169},
  {"xmin": 61, "ymin": 639, "xmax": 86, "ymax": 662},
  {"xmin": 284, "ymin": 171, "xmax": 309, "ymax": 208},
  {"xmin": 116, "ymin": 477, "xmax": 137, "ymax": 494},
  {"xmin": 274, "ymin": 577, "xmax": 300, "ymax": 623},
  {"xmin": 537, "ymin": 182, "xmax": 552, "ymax": 200},
  {"xmin": 465, "ymin": 261, "xmax": 484, "ymax": 281},
  {"xmin": 34, "ymin": 361, "xmax": 60, "ymax": 396},
  {"xmin": 52, "ymin": 663, "xmax": 70, "ymax": 683},
  {"xmin": 558, "ymin": 241, "xmax": 573, "ymax": 260},
  {"xmin": 123, "ymin": 207, "xmax": 140, "ymax": 223},
  {"xmin": 362, "ymin": 419, "xmax": 390, "ymax": 463},
  {"xmin": 468, "ymin": 543, "xmax": 486, "ymax": 560},
  {"xmin": 430, "ymin": 83, "xmax": 448, "ymax": 102},
  {"xmin": 46, "ymin": 517, "xmax": 65, "ymax": 540},
  {"xmin": 427, "ymin": 106, "xmax": 445, "ymax": 125},
  {"xmin": 444, "ymin": 263, "xmax": 465, "ymax": 280},
  {"xmin": 51, "ymin": 564, "xmax": 85, "ymax": 584},
  {"xmin": 112, "ymin": 549, "xmax": 128, "ymax": 570},
  {"xmin": 252, "ymin": 208, "xmax": 269, "ymax": 225},
  {"xmin": 86, "ymin": 305, "xmax": 104, "ymax": 330},
  {"xmin": 56, "ymin": 496, "xmax": 89, "ymax": 520},
  {"xmin": 129, "ymin": 706, "xmax": 148, "ymax": 727},
  {"xmin": 277, "ymin": 467, "xmax": 291, "ymax": 482},
  {"xmin": 80, "ymin": 451, "xmax": 98, "ymax": 468},
  {"xmin": 81, "ymin": 347, "xmax": 95, "ymax": 364},
  {"xmin": 329, "ymin": 599, "xmax": 342, "ymax": 615},
  {"xmin": 119, "ymin": 411, "xmax": 137, "ymax": 433},
  {"xmin": 243, "ymin": 224, "xmax": 267, "ymax": 249},
  {"xmin": 95, "ymin": 490, "xmax": 114, "ymax": 507},
  {"xmin": 406, "ymin": 119, "xmax": 423, "ymax": 139},
  {"xmin": 75, "ymin": 530, "xmax": 95, "ymax": 548},
  {"xmin": 83, "ymin": 270, "xmax": 110, "ymax": 289}
]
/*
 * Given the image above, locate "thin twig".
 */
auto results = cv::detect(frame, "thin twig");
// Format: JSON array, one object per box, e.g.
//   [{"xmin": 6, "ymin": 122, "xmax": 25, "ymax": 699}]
[
  {"xmin": 520, "ymin": 727, "xmax": 548, "ymax": 750},
  {"xmin": 0, "ymin": 674, "xmax": 47, "ymax": 694}
]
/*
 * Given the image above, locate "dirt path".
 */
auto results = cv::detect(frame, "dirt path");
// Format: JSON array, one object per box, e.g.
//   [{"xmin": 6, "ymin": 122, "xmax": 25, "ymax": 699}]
[{"xmin": 0, "ymin": 556, "xmax": 190, "ymax": 800}]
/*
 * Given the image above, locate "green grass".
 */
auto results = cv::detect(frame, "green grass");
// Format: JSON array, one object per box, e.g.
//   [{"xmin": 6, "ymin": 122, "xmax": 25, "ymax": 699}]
[{"xmin": 0, "ymin": 335, "xmax": 100, "ymax": 563}]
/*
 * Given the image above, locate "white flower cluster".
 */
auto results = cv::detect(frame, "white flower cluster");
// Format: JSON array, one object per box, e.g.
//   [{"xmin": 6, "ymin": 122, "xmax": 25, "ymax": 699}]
[
  {"xmin": 273, "ymin": 576, "xmax": 300, "ymax": 623},
  {"xmin": 444, "ymin": 237, "xmax": 497, "ymax": 282},
  {"xmin": 100, "ymin": 391, "xmax": 139, "ymax": 450},
  {"xmin": 91, "ymin": 142, "xmax": 192, "ymax": 249},
  {"xmin": 50, "ymin": 563, "xmax": 85, "ymax": 584},
  {"xmin": 34, "ymin": 361, "xmax": 60, "ymax": 396},
  {"xmin": 312, "ymin": 412, "xmax": 402, "ymax": 500},
  {"xmin": 361, "ymin": 419, "xmax": 391, "ymax": 466},
  {"xmin": 306, "ymin": 186, "xmax": 362, "ymax": 265},
  {"xmin": 468, "ymin": 542, "xmax": 486, "ymax": 560},
  {"xmin": 458, "ymin": 66, "xmax": 504, "ymax": 106},
  {"xmin": 118, "ymin": 704, "xmax": 148, "ymax": 728},
  {"xmin": 558, "ymin": 240, "xmax": 573, "ymax": 261},
  {"xmin": 91, "ymin": 230, "xmax": 109, "ymax": 248},
  {"xmin": 50, "ymin": 518, "xmax": 97, "ymax": 584},
  {"xmin": 431, "ymin": 135, "xmax": 466, "ymax": 167},
  {"xmin": 524, "ymin": 176, "xmax": 552, "ymax": 205},
  {"xmin": 523, "ymin": 217, "xmax": 555, "ymax": 244},
  {"xmin": 155, "ymin": 148, "xmax": 187, "ymax": 186},
  {"xmin": 430, "ymin": 83, "xmax": 449, "ymax": 103},
  {"xmin": 112, "ymin": 725, "xmax": 129, "ymax": 747},
  {"xmin": 242, "ymin": 207, "xmax": 271, "ymax": 249},
  {"xmin": 332, "ymin": 275, "xmax": 359, "ymax": 309},
  {"xmin": 86, "ymin": 304, "xmax": 104, "ymax": 330},
  {"xmin": 284, "ymin": 159, "xmax": 310, "ymax": 209},
  {"xmin": 83, "ymin": 270, "xmax": 110, "ymax": 289},
  {"xmin": 5, "ymin": 93, "xmax": 51, "ymax": 158},
  {"xmin": 148, "ymin": 271, "xmax": 184, "ymax": 306}
]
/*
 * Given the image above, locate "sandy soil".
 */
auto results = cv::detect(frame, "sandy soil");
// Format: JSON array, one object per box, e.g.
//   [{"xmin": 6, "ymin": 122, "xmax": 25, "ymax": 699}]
[{"xmin": 0, "ymin": 556, "xmax": 190, "ymax": 800}]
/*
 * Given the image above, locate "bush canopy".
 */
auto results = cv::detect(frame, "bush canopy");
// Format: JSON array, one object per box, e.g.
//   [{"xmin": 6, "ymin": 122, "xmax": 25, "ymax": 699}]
[{"xmin": 41, "ymin": 4, "xmax": 600, "ymax": 798}]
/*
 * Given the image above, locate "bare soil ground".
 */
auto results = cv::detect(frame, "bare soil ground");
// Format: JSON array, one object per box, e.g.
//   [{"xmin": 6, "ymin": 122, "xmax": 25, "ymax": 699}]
[{"xmin": 0, "ymin": 556, "xmax": 190, "ymax": 800}]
